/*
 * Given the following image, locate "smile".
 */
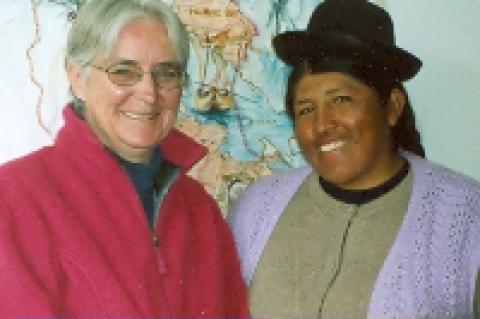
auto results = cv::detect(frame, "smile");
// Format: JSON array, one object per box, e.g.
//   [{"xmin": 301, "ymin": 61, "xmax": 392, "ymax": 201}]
[
  {"xmin": 121, "ymin": 111, "xmax": 158, "ymax": 121},
  {"xmin": 319, "ymin": 140, "xmax": 346, "ymax": 152}
]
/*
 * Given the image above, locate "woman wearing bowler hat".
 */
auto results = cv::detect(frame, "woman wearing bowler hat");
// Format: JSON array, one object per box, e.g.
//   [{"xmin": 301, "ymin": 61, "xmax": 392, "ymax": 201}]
[{"xmin": 229, "ymin": 0, "xmax": 480, "ymax": 318}]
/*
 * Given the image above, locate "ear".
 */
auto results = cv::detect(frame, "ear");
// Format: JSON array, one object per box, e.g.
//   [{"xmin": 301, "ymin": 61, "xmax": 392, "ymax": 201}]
[
  {"xmin": 386, "ymin": 88, "xmax": 406, "ymax": 127},
  {"xmin": 66, "ymin": 62, "xmax": 87, "ymax": 101}
]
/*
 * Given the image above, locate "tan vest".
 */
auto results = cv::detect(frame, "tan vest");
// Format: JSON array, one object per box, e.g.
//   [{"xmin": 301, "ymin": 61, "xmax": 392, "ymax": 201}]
[{"xmin": 249, "ymin": 170, "xmax": 413, "ymax": 318}]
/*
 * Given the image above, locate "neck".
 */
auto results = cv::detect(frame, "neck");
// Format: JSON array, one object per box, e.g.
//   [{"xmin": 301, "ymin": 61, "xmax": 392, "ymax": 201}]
[
  {"xmin": 338, "ymin": 152, "xmax": 405, "ymax": 190},
  {"xmin": 115, "ymin": 149, "xmax": 153, "ymax": 164},
  {"xmin": 319, "ymin": 158, "xmax": 409, "ymax": 205}
]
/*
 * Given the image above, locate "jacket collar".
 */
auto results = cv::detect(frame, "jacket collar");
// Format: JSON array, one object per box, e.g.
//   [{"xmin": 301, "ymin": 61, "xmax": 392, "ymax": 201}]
[
  {"xmin": 57, "ymin": 104, "xmax": 206, "ymax": 172},
  {"xmin": 160, "ymin": 126, "xmax": 207, "ymax": 172}
]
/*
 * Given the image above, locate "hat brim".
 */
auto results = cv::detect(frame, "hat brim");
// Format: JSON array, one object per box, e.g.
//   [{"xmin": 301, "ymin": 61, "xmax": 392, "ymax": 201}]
[{"xmin": 273, "ymin": 31, "xmax": 422, "ymax": 81}]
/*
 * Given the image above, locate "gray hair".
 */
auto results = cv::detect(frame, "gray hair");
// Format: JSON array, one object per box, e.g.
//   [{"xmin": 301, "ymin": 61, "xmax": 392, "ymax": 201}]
[{"xmin": 66, "ymin": 0, "xmax": 189, "ymax": 68}]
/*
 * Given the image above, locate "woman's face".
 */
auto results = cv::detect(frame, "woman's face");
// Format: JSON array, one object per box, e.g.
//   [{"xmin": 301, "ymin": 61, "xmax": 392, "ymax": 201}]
[
  {"xmin": 293, "ymin": 72, "xmax": 403, "ymax": 190},
  {"xmin": 68, "ymin": 18, "xmax": 181, "ymax": 163}
]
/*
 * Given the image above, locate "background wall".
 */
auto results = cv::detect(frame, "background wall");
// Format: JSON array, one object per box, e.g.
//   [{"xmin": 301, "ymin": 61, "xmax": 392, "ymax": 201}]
[
  {"xmin": 386, "ymin": 0, "xmax": 480, "ymax": 183},
  {"xmin": 0, "ymin": 0, "xmax": 478, "ymax": 212}
]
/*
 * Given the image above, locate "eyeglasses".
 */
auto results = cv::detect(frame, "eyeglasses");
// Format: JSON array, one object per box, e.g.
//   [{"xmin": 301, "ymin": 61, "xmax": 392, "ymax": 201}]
[{"xmin": 90, "ymin": 61, "xmax": 186, "ymax": 90}]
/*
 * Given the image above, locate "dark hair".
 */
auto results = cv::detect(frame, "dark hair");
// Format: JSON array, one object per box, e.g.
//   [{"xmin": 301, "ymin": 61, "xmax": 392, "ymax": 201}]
[
  {"xmin": 285, "ymin": 58, "xmax": 425, "ymax": 158},
  {"xmin": 390, "ymin": 85, "xmax": 425, "ymax": 158}
]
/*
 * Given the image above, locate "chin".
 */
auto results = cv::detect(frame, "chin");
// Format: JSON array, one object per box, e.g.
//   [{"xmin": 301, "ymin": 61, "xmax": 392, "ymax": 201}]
[
  {"xmin": 128, "ymin": 141, "xmax": 160, "ymax": 152},
  {"xmin": 316, "ymin": 166, "xmax": 360, "ymax": 188},
  {"xmin": 121, "ymin": 132, "xmax": 164, "ymax": 148}
]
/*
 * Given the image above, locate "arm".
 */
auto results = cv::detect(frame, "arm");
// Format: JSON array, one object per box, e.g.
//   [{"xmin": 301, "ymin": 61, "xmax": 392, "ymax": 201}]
[
  {"xmin": 158, "ymin": 176, "xmax": 249, "ymax": 318},
  {"xmin": 203, "ymin": 198, "xmax": 250, "ymax": 318},
  {"xmin": 475, "ymin": 271, "xmax": 479, "ymax": 319},
  {"xmin": 0, "ymin": 188, "xmax": 65, "ymax": 318}
]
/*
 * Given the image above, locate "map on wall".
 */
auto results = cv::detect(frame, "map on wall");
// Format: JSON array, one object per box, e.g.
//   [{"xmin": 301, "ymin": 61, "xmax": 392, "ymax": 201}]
[
  {"xmin": 5, "ymin": 0, "xmax": 479, "ymax": 202},
  {"xmin": 3, "ymin": 0, "xmax": 329, "ymax": 214}
]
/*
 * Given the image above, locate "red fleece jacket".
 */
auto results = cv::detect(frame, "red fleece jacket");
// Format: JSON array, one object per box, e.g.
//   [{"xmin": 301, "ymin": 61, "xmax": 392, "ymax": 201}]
[{"xmin": 0, "ymin": 106, "xmax": 249, "ymax": 318}]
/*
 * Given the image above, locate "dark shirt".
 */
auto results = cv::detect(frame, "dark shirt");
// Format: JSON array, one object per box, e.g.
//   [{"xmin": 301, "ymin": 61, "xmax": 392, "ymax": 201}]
[
  {"xmin": 117, "ymin": 149, "xmax": 163, "ymax": 226},
  {"xmin": 319, "ymin": 160, "xmax": 409, "ymax": 205}
]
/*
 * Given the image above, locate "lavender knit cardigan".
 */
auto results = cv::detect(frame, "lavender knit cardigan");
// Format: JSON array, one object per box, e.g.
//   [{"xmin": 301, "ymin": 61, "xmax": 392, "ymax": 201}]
[{"xmin": 229, "ymin": 153, "xmax": 480, "ymax": 318}]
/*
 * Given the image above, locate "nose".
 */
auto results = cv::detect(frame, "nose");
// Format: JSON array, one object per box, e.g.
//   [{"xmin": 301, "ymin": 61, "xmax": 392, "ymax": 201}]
[
  {"xmin": 135, "ymin": 72, "xmax": 157, "ymax": 104},
  {"xmin": 314, "ymin": 104, "xmax": 332, "ymax": 134}
]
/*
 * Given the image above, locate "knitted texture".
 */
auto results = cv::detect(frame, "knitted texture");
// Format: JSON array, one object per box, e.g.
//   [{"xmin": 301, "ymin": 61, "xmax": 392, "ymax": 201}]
[{"xmin": 229, "ymin": 153, "xmax": 480, "ymax": 318}]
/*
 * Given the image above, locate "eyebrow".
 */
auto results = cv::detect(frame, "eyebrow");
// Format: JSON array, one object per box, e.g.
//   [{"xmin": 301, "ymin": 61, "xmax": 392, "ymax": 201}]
[
  {"xmin": 327, "ymin": 83, "xmax": 360, "ymax": 94},
  {"xmin": 294, "ymin": 88, "xmax": 343, "ymax": 102},
  {"xmin": 326, "ymin": 82, "xmax": 360, "ymax": 94},
  {"xmin": 294, "ymin": 84, "xmax": 360, "ymax": 104},
  {"xmin": 325, "ymin": 88, "xmax": 342, "ymax": 95},
  {"xmin": 109, "ymin": 59, "xmax": 137, "ymax": 66},
  {"xmin": 154, "ymin": 61, "xmax": 183, "ymax": 69},
  {"xmin": 294, "ymin": 98, "xmax": 309, "ymax": 104},
  {"xmin": 108, "ymin": 60, "xmax": 182, "ymax": 68}
]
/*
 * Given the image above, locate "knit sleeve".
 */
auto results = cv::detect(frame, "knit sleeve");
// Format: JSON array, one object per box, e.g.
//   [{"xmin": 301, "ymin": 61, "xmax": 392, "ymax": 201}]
[{"xmin": 476, "ymin": 270, "xmax": 480, "ymax": 319}]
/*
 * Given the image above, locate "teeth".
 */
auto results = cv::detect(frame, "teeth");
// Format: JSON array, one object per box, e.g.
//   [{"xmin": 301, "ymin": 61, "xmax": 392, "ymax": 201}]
[
  {"xmin": 122, "ymin": 111, "xmax": 157, "ymax": 121},
  {"xmin": 319, "ymin": 140, "xmax": 346, "ymax": 152}
]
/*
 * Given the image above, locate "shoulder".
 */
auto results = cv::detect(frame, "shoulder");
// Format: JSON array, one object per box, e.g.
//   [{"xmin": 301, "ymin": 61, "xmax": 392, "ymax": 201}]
[
  {"xmin": 405, "ymin": 153, "xmax": 480, "ymax": 248},
  {"xmin": 0, "ymin": 147, "xmax": 59, "ymax": 230},
  {"xmin": 227, "ymin": 166, "xmax": 312, "ymax": 282},
  {"xmin": 228, "ymin": 166, "xmax": 312, "ymax": 233},
  {"xmin": 170, "ymin": 172, "xmax": 221, "ymax": 217},
  {"xmin": 402, "ymin": 154, "xmax": 480, "ymax": 275},
  {"xmin": 161, "ymin": 172, "xmax": 232, "ymax": 247},
  {"xmin": 234, "ymin": 166, "xmax": 312, "ymax": 206},
  {"xmin": 0, "ymin": 146, "xmax": 54, "ymax": 186},
  {"xmin": 406, "ymin": 153, "xmax": 480, "ymax": 206},
  {"xmin": 176, "ymin": 172, "xmax": 213, "ymax": 199}
]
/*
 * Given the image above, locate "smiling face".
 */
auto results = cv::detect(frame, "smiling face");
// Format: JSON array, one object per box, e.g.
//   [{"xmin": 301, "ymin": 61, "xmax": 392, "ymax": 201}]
[
  {"xmin": 293, "ymin": 72, "xmax": 404, "ymax": 190},
  {"xmin": 68, "ymin": 18, "xmax": 182, "ymax": 163}
]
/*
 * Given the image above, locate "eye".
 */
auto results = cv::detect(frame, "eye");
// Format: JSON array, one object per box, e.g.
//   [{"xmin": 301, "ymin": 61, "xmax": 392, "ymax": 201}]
[
  {"xmin": 154, "ymin": 63, "xmax": 182, "ymax": 78},
  {"xmin": 106, "ymin": 63, "xmax": 141, "ymax": 85},
  {"xmin": 295, "ymin": 103, "xmax": 315, "ymax": 117},
  {"xmin": 108, "ymin": 64, "xmax": 138, "ymax": 75},
  {"xmin": 157, "ymin": 68, "xmax": 180, "ymax": 78},
  {"xmin": 152, "ymin": 63, "xmax": 184, "ymax": 89},
  {"xmin": 331, "ymin": 95, "xmax": 352, "ymax": 104}
]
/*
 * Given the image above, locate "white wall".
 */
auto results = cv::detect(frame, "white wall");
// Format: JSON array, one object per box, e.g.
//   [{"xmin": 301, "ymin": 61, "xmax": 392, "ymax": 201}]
[
  {"xmin": 386, "ymin": 0, "xmax": 480, "ymax": 181},
  {"xmin": 0, "ymin": 1, "xmax": 69, "ymax": 162}
]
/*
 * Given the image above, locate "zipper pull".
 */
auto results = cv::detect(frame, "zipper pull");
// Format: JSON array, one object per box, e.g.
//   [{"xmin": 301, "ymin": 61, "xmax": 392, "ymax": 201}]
[
  {"xmin": 153, "ymin": 235, "xmax": 160, "ymax": 247},
  {"xmin": 153, "ymin": 235, "xmax": 167, "ymax": 274}
]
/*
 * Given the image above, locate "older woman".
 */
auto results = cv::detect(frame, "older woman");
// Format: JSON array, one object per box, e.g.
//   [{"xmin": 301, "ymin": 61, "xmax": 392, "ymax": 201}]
[
  {"xmin": 229, "ymin": 0, "xmax": 480, "ymax": 318},
  {"xmin": 0, "ymin": 0, "xmax": 247, "ymax": 317}
]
